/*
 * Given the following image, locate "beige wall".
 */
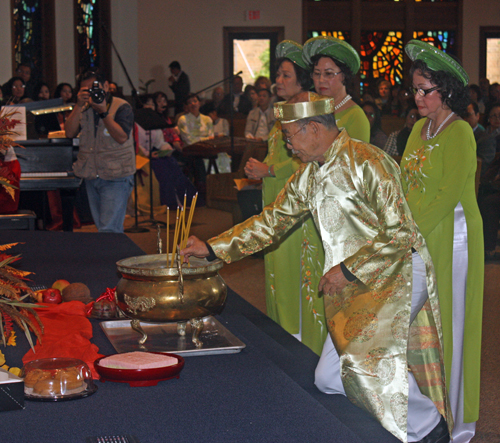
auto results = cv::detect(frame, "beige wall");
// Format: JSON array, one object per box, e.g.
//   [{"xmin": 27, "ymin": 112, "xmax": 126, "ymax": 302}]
[
  {"xmin": 137, "ymin": 0, "xmax": 302, "ymax": 100},
  {"xmin": 462, "ymin": 0, "xmax": 500, "ymax": 84},
  {"xmin": 55, "ymin": 0, "xmax": 75, "ymax": 86},
  {"xmin": 109, "ymin": 0, "xmax": 139, "ymax": 96},
  {"xmin": 0, "ymin": 1, "xmax": 12, "ymax": 85}
]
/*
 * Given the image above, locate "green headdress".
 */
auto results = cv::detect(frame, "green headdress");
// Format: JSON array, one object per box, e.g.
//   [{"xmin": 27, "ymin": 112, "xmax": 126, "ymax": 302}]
[
  {"xmin": 405, "ymin": 40, "xmax": 468, "ymax": 86},
  {"xmin": 302, "ymin": 36, "xmax": 360, "ymax": 75},
  {"xmin": 275, "ymin": 40, "xmax": 308, "ymax": 70}
]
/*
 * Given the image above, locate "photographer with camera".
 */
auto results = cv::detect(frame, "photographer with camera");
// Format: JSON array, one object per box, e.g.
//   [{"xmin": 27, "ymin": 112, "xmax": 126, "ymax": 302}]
[{"xmin": 65, "ymin": 70, "xmax": 135, "ymax": 233}]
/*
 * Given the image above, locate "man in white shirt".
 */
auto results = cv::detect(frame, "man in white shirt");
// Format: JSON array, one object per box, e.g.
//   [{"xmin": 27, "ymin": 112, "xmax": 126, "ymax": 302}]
[
  {"xmin": 177, "ymin": 94, "xmax": 214, "ymax": 193},
  {"xmin": 245, "ymin": 89, "xmax": 275, "ymax": 141}
]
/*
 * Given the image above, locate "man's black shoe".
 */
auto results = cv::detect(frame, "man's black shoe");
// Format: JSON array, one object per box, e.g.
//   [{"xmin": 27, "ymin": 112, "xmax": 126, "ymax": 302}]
[{"xmin": 413, "ymin": 415, "xmax": 450, "ymax": 443}]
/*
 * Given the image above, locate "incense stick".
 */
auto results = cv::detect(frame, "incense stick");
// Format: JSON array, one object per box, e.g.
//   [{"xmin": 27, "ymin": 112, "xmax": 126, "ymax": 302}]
[
  {"xmin": 183, "ymin": 193, "xmax": 198, "ymax": 249},
  {"xmin": 170, "ymin": 207, "xmax": 181, "ymax": 267},
  {"xmin": 166, "ymin": 206, "xmax": 169, "ymax": 264}
]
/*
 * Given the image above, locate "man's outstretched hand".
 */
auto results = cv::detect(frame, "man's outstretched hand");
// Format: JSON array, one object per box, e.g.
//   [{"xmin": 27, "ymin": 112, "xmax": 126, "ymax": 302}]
[{"xmin": 180, "ymin": 236, "xmax": 209, "ymax": 262}]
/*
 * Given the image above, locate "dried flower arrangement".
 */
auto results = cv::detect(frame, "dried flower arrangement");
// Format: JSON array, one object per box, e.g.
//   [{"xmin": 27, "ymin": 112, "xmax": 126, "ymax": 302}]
[
  {"xmin": 0, "ymin": 243, "xmax": 44, "ymax": 351},
  {"xmin": 0, "ymin": 109, "xmax": 22, "ymax": 200}
]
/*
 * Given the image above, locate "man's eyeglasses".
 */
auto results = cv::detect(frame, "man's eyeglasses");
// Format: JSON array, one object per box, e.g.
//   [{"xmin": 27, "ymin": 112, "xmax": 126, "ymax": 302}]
[
  {"xmin": 411, "ymin": 86, "xmax": 440, "ymax": 97},
  {"xmin": 311, "ymin": 71, "xmax": 342, "ymax": 81},
  {"xmin": 282, "ymin": 124, "xmax": 306, "ymax": 146},
  {"xmin": 489, "ymin": 114, "xmax": 500, "ymax": 120}
]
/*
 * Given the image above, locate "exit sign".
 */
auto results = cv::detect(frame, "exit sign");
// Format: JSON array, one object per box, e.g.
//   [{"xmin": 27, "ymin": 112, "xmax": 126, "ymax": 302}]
[{"xmin": 246, "ymin": 10, "xmax": 260, "ymax": 20}]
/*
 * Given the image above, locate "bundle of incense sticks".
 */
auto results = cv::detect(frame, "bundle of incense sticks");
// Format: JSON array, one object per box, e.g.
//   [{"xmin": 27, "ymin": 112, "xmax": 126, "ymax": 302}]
[{"xmin": 168, "ymin": 193, "xmax": 198, "ymax": 267}]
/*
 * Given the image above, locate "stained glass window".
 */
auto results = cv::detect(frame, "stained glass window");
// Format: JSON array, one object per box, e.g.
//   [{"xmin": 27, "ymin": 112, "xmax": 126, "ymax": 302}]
[
  {"xmin": 12, "ymin": 0, "xmax": 43, "ymax": 84},
  {"xmin": 412, "ymin": 31, "xmax": 457, "ymax": 55},
  {"xmin": 361, "ymin": 31, "xmax": 404, "ymax": 94},
  {"xmin": 309, "ymin": 31, "xmax": 350, "ymax": 40},
  {"xmin": 76, "ymin": 0, "xmax": 100, "ymax": 73}
]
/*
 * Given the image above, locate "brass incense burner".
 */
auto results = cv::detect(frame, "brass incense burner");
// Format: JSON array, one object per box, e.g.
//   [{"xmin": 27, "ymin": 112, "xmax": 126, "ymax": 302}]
[{"xmin": 115, "ymin": 254, "xmax": 227, "ymax": 348}]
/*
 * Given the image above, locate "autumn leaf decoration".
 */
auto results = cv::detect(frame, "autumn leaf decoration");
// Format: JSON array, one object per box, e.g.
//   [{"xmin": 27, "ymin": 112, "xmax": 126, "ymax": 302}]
[
  {"xmin": 0, "ymin": 243, "xmax": 44, "ymax": 352},
  {"xmin": 0, "ymin": 109, "xmax": 23, "ymax": 200}
]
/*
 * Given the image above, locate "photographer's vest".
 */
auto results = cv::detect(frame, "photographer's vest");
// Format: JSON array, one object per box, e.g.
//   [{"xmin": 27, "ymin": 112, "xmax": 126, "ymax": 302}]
[{"xmin": 73, "ymin": 96, "xmax": 135, "ymax": 180}]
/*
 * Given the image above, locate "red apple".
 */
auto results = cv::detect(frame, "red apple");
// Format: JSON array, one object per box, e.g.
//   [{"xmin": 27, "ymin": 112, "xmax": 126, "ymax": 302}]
[
  {"xmin": 52, "ymin": 279, "xmax": 70, "ymax": 293},
  {"xmin": 42, "ymin": 288, "xmax": 62, "ymax": 304}
]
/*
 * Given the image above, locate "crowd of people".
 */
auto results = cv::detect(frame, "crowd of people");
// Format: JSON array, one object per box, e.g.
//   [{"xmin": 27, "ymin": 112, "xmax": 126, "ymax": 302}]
[{"xmin": 1, "ymin": 40, "xmax": 499, "ymax": 443}]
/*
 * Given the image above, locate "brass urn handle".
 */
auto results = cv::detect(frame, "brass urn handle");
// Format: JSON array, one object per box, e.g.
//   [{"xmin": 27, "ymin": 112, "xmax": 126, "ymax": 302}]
[{"xmin": 176, "ymin": 246, "xmax": 185, "ymax": 304}]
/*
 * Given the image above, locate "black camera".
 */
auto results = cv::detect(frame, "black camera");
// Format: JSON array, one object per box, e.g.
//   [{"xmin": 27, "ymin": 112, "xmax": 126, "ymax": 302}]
[{"xmin": 89, "ymin": 80, "xmax": 106, "ymax": 104}]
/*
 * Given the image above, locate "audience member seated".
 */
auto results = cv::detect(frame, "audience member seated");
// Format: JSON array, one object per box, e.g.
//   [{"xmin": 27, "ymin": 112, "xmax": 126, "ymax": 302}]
[
  {"xmin": 34, "ymin": 82, "xmax": 51, "ymax": 101},
  {"xmin": 2, "ymin": 77, "xmax": 28, "ymax": 105},
  {"xmin": 33, "ymin": 82, "xmax": 61, "ymax": 136},
  {"xmin": 134, "ymin": 94, "xmax": 196, "ymax": 211},
  {"xmin": 392, "ymin": 87, "xmax": 412, "ymax": 118},
  {"xmin": 254, "ymin": 76, "xmax": 277, "ymax": 108},
  {"xmin": 244, "ymin": 88, "xmax": 275, "ymax": 141},
  {"xmin": 54, "ymin": 82, "xmax": 74, "ymax": 104},
  {"xmin": 374, "ymin": 79, "xmax": 392, "ymax": 115},
  {"xmin": 108, "ymin": 81, "xmax": 124, "ymax": 98},
  {"xmin": 363, "ymin": 101, "xmax": 388, "ymax": 148},
  {"xmin": 153, "ymin": 91, "xmax": 182, "ymax": 150},
  {"xmin": 480, "ymin": 77, "xmax": 490, "ymax": 107},
  {"xmin": 205, "ymin": 103, "xmax": 229, "ymax": 137},
  {"xmin": 243, "ymin": 85, "xmax": 258, "ymax": 111},
  {"xmin": 254, "ymin": 76, "xmax": 272, "ymax": 91},
  {"xmin": 488, "ymin": 83, "xmax": 500, "ymax": 110},
  {"xmin": 463, "ymin": 101, "xmax": 496, "ymax": 177},
  {"xmin": 383, "ymin": 104, "xmax": 420, "ymax": 157},
  {"xmin": 484, "ymin": 103, "xmax": 500, "ymax": 153},
  {"xmin": 218, "ymin": 75, "xmax": 253, "ymax": 117},
  {"xmin": 469, "ymin": 84, "xmax": 486, "ymax": 114},
  {"xmin": 15, "ymin": 63, "xmax": 35, "ymax": 100},
  {"xmin": 360, "ymin": 91, "xmax": 375, "ymax": 104},
  {"xmin": 177, "ymin": 94, "xmax": 214, "ymax": 193},
  {"xmin": 54, "ymin": 83, "xmax": 75, "ymax": 131},
  {"xmin": 200, "ymin": 86, "xmax": 225, "ymax": 115}
]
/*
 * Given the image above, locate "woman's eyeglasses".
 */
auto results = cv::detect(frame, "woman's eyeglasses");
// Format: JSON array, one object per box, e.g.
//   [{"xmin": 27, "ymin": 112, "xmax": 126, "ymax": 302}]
[
  {"xmin": 311, "ymin": 71, "xmax": 342, "ymax": 81},
  {"xmin": 411, "ymin": 86, "xmax": 440, "ymax": 97}
]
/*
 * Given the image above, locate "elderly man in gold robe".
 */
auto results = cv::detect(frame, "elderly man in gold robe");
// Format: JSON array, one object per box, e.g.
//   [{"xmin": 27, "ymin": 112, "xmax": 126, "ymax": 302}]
[{"xmin": 181, "ymin": 93, "xmax": 452, "ymax": 443}]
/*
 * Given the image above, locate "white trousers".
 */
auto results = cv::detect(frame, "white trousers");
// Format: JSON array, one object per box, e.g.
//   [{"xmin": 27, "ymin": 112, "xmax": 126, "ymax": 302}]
[
  {"xmin": 450, "ymin": 203, "xmax": 476, "ymax": 443},
  {"xmin": 314, "ymin": 252, "xmax": 441, "ymax": 442}
]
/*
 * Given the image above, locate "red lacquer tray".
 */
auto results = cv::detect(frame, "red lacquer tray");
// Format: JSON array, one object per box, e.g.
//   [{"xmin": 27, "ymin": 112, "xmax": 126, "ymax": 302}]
[{"xmin": 94, "ymin": 352, "xmax": 184, "ymax": 387}]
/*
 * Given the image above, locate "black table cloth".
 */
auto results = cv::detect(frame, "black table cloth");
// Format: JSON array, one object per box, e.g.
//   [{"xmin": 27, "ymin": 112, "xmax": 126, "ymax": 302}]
[{"xmin": 0, "ymin": 232, "xmax": 399, "ymax": 443}]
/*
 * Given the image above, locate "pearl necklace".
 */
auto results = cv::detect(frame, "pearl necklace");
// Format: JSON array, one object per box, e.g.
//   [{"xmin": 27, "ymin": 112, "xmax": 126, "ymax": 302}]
[
  {"xmin": 426, "ymin": 112, "xmax": 454, "ymax": 140},
  {"xmin": 335, "ymin": 94, "xmax": 351, "ymax": 111}
]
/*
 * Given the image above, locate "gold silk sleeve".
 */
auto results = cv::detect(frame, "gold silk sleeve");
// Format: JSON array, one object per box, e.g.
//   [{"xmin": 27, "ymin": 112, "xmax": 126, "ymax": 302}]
[{"xmin": 208, "ymin": 170, "xmax": 310, "ymax": 263}]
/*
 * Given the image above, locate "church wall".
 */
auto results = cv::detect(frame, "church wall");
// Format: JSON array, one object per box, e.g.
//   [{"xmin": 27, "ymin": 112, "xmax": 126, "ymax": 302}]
[
  {"xmin": 109, "ymin": 0, "xmax": 139, "ymax": 96},
  {"xmin": 55, "ymin": 0, "xmax": 76, "ymax": 87},
  {"xmin": 462, "ymin": 0, "xmax": 500, "ymax": 84},
  {"xmin": 136, "ymin": 0, "xmax": 303, "ymax": 100},
  {"xmin": 0, "ymin": 2, "xmax": 13, "ymax": 86}
]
